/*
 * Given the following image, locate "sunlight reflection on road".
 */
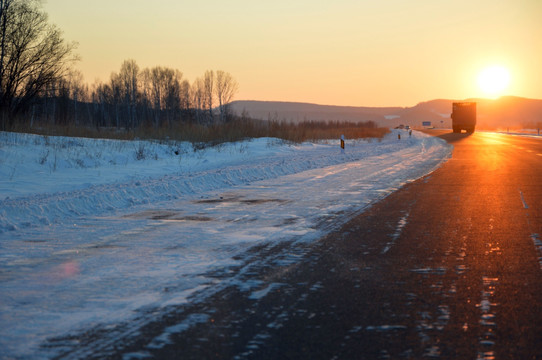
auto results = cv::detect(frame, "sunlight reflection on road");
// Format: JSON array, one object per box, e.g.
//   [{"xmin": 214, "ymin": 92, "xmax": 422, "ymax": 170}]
[{"xmin": 478, "ymin": 132, "xmax": 508, "ymax": 145}]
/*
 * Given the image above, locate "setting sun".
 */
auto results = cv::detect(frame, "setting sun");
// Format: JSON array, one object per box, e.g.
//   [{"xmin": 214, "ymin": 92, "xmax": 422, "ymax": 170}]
[{"xmin": 477, "ymin": 66, "xmax": 511, "ymax": 97}]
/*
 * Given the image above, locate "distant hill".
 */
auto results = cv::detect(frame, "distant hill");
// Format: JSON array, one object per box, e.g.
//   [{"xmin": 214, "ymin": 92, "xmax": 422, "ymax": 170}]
[
  {"xmin": 230, "ymin": 97, "xmax": 542, "ymax": 130},
  {"xmin": 473, "ymin": 97, "xmax": 542, "ymax": 129},
  {"xmin": 230, "ymin": 100, "xmax": 403, "ymax": 124}
]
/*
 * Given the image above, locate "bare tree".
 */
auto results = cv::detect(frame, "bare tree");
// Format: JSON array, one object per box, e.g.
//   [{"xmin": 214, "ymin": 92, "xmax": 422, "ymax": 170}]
[
  {"xmin": 118, "ymin": 59, "xmax": 139, "ymax": 129},
  {"xmin": 109, "ymin": 72, "xmax": 122, "ymax": 128},
  {"xmin": 0, "ymin": 0, "xmax": 14, "ymax": 101},
  {"xmin": 66, "ymin": 69, "xmax": 85, "ymax": 126},
  {"xmin": 140, "ymin": 66, "xmax": 183, "ymax": 128},
  {"xmin": 215, "ymin": 70, "xmax": 238, "ymax": 122},
  {"xmin": 138, "ymin": 67, "xmax": 153, "ymax": 125},
  {"xmin": 0, "ymin": 0, "xmax": 78, "ymax": 127},
  {"xmin": 179, "ymin": 79, "xmax": 190, "ymax": 114},
  {"xmin": 203, "ymin": 70, "xmax": 214, "ymax": 122},
  {"xmin": 150, "ymin": 67, "xmax": 163, "ymax": 119},
  {"xmin": 191, "ymin": 77, "xmax": 205, "ymax": 123},
  {"xmin": 162, "ymin": 68, "xmax": 182, "ymax": 127},
  {"xmin": 91, "ymin": 80, "xmax": 108, "ymax": 127}
]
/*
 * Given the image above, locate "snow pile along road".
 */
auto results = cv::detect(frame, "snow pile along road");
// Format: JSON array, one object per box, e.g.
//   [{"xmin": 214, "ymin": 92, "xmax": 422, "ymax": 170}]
[{"xmin": 0, "ymin": 130, "xmax": 452, "ymax": 358}]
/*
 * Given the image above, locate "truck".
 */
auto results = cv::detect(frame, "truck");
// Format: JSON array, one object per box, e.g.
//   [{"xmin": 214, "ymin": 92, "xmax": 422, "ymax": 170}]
[{"xmin": 451, "ymin": 102, "xmax": 476, "ymax": 133}]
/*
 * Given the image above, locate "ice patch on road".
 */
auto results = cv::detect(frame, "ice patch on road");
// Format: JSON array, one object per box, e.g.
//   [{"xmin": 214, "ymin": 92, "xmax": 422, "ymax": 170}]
[
  {"xmin": 249, "ymin": 283, "xmax": 284, "ymax": 300},
  {"xmin": 519, "ymin": 190, "xmax": 529, "ymax": 209},
  {"xmin": 146, "ymin": 313, "xmax": 210, "ymax": 349},
  {"xmin": 365, "ymin": 325, "xmax": 407, "ymax": 332},
  {"xmin": 531, "ymin": 234, "xmax": 542, "ymax": 270},
  {"xmin": 382, "ymin": 211, "xmax": 410, "ymax": 254}
]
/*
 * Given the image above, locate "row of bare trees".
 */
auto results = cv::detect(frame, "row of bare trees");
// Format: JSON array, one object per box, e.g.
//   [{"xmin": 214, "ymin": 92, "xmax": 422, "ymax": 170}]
[
  {"xmin": 0, "ymin": 0, "xmax": 239, "ymax": 131},
  {"xmin": 22, "ymin": 61, "xmax": 239, "ymax": 131},
  {"xmin": 88, "ymin": 60, "xmax": 238, "ymax": 130}
]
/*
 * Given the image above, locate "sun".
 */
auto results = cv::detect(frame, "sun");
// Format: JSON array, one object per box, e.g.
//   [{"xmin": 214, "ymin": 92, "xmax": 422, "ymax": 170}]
[{"xmin": 477, "ymin": 65, "xmax": 510, "ymax": 97}]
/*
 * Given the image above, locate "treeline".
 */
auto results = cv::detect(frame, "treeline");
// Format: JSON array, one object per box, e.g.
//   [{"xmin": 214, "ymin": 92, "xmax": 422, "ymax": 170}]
[{"xmin": 22, "ymin": 61, "xmax": 239, "ymax": 130}]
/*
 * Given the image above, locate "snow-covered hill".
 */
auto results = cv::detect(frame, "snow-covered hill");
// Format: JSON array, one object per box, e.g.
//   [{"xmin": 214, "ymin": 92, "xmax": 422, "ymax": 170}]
[{"xmin": 0, "ymin": 130, "xmax": 452, "ymax": 358}]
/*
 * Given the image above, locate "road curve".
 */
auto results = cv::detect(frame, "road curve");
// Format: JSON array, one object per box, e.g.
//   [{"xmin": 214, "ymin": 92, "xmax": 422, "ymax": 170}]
[{"xmin": 73, "ymin": 131, "xmax": 542, "ymax": 359}]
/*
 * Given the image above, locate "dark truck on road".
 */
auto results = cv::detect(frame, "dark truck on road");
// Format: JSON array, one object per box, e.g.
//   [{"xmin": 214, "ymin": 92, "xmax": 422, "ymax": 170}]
[{"xmin": 451, "ymin": 102, "xmax": 476, "ymax": 133}]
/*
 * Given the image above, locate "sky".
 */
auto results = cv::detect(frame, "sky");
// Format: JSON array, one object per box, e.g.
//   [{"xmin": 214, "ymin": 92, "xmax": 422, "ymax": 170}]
[{"xmin": 43, "ymin": 0, "xmax": 541, "ymax": 107}]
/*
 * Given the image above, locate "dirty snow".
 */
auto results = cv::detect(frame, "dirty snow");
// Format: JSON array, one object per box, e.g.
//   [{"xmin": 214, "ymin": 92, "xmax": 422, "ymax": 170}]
[{"xmin": 0, "ymin": 130, "xmax": 452, "ymax": 358}]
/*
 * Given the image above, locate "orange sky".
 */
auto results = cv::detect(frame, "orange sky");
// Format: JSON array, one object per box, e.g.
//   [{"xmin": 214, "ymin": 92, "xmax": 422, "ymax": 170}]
[{"xmin": 44, "ymin": 0, "xmax": 541, "ymax": 107}]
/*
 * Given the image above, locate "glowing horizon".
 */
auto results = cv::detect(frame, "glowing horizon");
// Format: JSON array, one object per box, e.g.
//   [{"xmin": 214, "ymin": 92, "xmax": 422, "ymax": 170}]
[{"xmin": 44, "ymin": 0, "xmax": 541, "ymax": 107}]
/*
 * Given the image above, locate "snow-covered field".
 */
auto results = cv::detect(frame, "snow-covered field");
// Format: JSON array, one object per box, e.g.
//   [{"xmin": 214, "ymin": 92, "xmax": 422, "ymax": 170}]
[{"xmin": 0, "ymin": 130, "xmax": 452, "ymax": 358}]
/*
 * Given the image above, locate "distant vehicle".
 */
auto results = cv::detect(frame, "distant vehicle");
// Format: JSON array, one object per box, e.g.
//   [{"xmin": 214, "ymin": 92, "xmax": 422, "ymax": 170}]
[
  {"xmin": 451, "ymin": 102, "xmax": 476, "ymax": 133},
  {"xmin": 422, "ymin": 121, "xmax": 433, "ymax": 128}
]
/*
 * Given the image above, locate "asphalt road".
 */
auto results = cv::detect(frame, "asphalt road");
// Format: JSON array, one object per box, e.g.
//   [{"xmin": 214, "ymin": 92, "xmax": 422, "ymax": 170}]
[{"xmin": 73, "ymin": 131, "xmax": 542, "ymax": 359}]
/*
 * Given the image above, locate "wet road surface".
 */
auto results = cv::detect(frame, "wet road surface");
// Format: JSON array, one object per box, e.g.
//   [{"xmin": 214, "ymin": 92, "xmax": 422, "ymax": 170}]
[{"xmin": 57, "ymin": 131, "xmax": 542, "ymax": 359}]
